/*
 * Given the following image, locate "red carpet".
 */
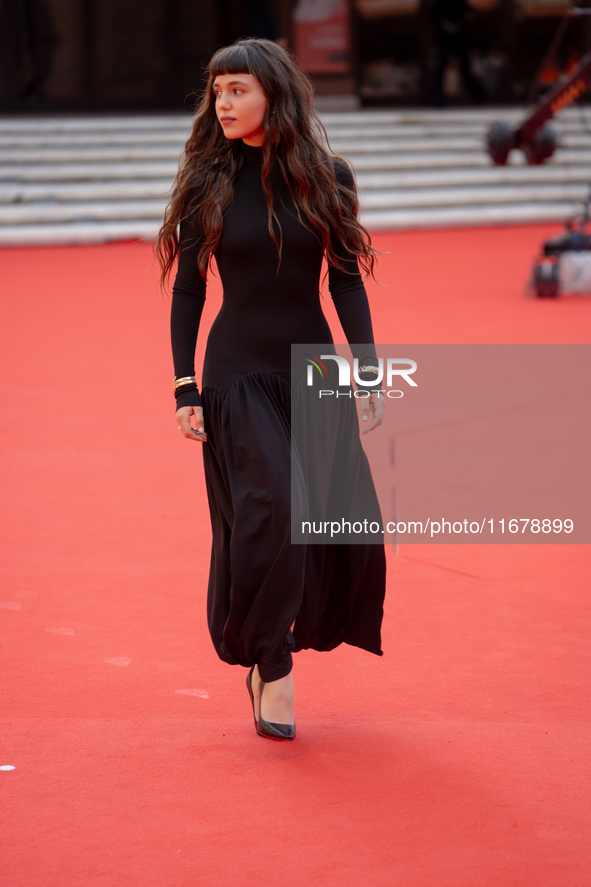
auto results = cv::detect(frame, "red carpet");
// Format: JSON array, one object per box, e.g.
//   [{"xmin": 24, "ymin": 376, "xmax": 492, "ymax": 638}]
[{"xmin": 1, "ymin": 224, "xmax": 590, "ymax": 886}]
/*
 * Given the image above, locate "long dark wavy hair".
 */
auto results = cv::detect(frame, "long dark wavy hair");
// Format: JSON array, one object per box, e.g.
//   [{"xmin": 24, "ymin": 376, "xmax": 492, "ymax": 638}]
[{"xmin": 155, "ymin": 38, "xmax": 377, "ymax": 285}]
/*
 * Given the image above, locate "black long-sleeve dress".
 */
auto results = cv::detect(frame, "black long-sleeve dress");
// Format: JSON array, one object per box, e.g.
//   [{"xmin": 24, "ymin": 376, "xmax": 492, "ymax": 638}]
[{"xmin": 171, "ymin": 141, "xmax": 386, "ymax": 682}]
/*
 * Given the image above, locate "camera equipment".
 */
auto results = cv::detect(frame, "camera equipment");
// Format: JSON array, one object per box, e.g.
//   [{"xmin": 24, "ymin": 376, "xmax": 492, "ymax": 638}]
[
  {"xmin": 486, "ymin": 7, "xmax": 591, "ymax": 166},
  {"xmin": 484, "ymin": 8, "xmax": 591, "ymax": 296},
  {"xmin": 530, "ymin": 186, "xmax": 591, "ymax": 297}
]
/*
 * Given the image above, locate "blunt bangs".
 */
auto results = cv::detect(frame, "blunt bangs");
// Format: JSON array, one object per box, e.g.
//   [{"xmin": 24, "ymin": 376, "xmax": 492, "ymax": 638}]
[{"xmin": 209, "ymin": 45, "xmax": 253, "ymax": 78}]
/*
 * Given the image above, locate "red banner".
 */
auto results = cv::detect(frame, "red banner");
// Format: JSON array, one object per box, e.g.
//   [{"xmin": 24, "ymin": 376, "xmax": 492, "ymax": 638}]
[{"xmin": 293, "ymin": 0, "xmax": 352, "ymax": 74}]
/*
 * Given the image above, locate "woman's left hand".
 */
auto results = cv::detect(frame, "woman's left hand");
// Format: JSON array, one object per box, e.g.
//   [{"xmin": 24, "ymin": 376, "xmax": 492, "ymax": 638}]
[{"xmin": 360, "ymin": 391, "xmax": 385, "ymax": 434}]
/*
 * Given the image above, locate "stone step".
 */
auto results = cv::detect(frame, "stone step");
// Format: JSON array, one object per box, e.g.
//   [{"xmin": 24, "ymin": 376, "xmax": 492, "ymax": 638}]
[
  {"xmin": 2, "ymin": 166, "xmax": 589, "ymax": 205},
  {"xmin": 327, "ymin": 120, "xmax": 590, "ymax": 138},
  {"xmin": 331, "ymin": 134, "xmax": 589, "ymax": 153},
  {"xmin": 0, "ymin": 145, "xmax": 187, "ymax": 163},
  {"xmin": 0, "ymin": 179, "xmax": 172, "ymax": 204},
  {"xmin": 362, "ymin": 202, "xmax": 576, "ymax": 229},
  {"xmin": 322, "ymin": 107, "xmax": 587, "ymax": 125},
  {"xmin": 0, "ymin": 161, "xmax": 178, "ymax": 182},
  {"xmin": 356, "ymin": 165, "xmax": 591, "ymax": 189},
  {"xmin": 1, "ymin": 133, "xmax": 589, "ymax": 164},
  {"xmin": 0, "ymin": 111, "xmax": 515, "ymax": 136},
  {"xmin": 0, "ymin": 219, "xmax": 160, "ymax": 246},
  {"xmin": 1, "ymin": 180, "xmax": 587, "ymax": 226},
  {"xmin": 361, "ymin": 182, "xmax": 589, "ymax": 209},
  {"xmin": 2, "ymin": 146, "xmax": 590, "ymax": 187},
  {"xmin": 0, "ymin": 115, "xmax": 191, "ymax": 131},
  {"xmin": 0, "ymin": 201, "xmax": 574, "ymax": 247},
  {"xmin": 1, "ymin": 105, "xmax": 586, "ymax": 130},
  {"xmin": 350, "ymin": 148, "xmax": 591, "ymax": 170},
  {"xmin": 1, "ymin": 119, "xmax": 588, "ymax": 147},
  {"xmin": 0, "ymin": 198, "xmax": 167, "ymax": 225},
  {"xmin": 0, "ymin": 132, "xmax": 190, "ymax": 148}
]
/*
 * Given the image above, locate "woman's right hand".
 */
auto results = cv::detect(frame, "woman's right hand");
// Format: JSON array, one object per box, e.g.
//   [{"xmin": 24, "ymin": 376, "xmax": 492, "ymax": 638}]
[
  {"xmin": 176, "ymin": 405, "xmax": 207, "ymax": 442},
  {"xmin": 360, "ymin": 391, "xmax": 385, "ymax": 434}
]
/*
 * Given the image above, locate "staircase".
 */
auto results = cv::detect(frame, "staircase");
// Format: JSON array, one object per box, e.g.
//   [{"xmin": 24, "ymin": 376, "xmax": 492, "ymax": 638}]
[{"xmin": 1, "ymin": 107, "xmax": 590, "ymax": 246}]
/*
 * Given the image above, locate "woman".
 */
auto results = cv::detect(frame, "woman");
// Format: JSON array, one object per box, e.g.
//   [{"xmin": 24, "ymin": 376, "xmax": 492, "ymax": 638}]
[{"xmin": 157, "ymin": 38, "xmax": 386, "ymax": 741}]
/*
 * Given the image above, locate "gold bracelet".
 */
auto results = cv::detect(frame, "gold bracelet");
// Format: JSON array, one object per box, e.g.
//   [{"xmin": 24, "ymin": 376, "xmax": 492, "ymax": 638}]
[
  {"xmin": 358, "ymin": 366, "xmax": 380, "ymax": 374},
  {"xmin": 173, "ymin": 376, "xmax": 196, "ymax": 392}
]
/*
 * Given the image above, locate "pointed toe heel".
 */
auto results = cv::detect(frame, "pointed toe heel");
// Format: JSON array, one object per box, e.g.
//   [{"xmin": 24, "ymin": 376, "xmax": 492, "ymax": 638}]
[{"xmin": 257, "ymin": 680, "xmax": 296, "ymax": 741}]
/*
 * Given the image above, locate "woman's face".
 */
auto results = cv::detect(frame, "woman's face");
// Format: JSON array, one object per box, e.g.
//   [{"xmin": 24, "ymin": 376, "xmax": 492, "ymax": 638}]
[{"xmin": 213, "ymin": 73, "xmax": 268, "ymax": 147}]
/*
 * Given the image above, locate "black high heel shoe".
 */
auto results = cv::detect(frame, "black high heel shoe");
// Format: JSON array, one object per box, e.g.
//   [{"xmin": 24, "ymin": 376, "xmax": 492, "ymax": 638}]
[{"xmin": 257, "ymin": 679, "xmax": 296, "ymax": 741}]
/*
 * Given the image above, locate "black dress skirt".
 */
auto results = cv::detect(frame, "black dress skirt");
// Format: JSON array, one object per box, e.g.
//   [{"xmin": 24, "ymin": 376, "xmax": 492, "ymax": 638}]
[{"xmin": 171, "ymin": 142, "xmax": 386, "ymax": 682}]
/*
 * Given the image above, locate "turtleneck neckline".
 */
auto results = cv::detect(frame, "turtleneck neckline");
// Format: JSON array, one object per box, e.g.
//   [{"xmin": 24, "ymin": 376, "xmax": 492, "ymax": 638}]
[{"xmin": 242, "ymin": 141, "xmax": 263, "ymax": 168}]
